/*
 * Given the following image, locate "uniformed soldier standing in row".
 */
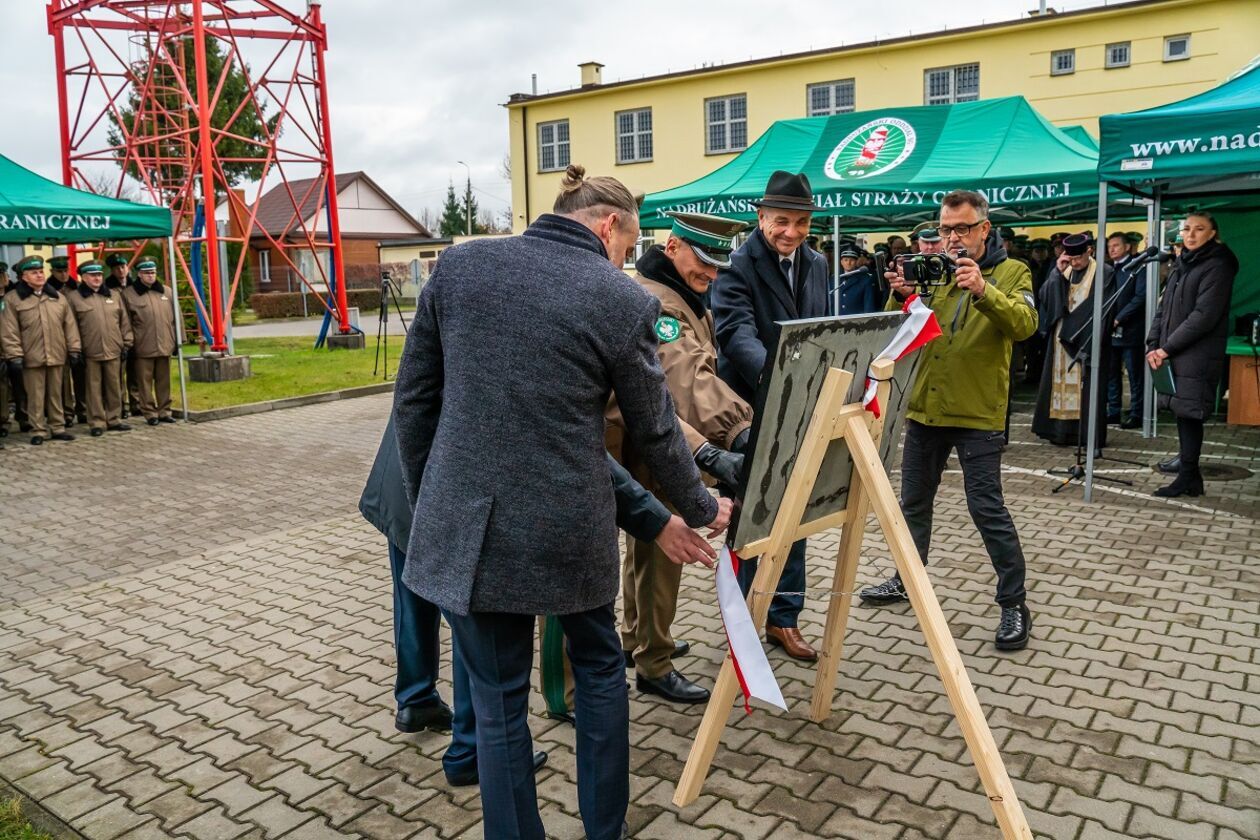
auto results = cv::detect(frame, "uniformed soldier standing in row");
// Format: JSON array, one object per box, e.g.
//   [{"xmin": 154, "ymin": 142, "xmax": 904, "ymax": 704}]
[
  {"xmin": 69, "ymin": 260, "xmax": 134, "ymax": 437},
  {"xmin": 607, "ymin": 211, "xmax": 753, "ymax": 704},
  {"xmin": 122, "ymin": 259, "xmax": 178, "ymax": 426},
  {"xmin": 0, "ymin": 256, "xmax": 82, "ymax": 445},
  {"xmin": 46, "ymin": 256, "xmax": 87, "ymax": 427},
  {"xmin": 0, "ymin": 259, "xmax": 27, "ymax": 437},
  {"xmin": 105, "ymin": 253, "xmax": 140, "ymax": 417}
]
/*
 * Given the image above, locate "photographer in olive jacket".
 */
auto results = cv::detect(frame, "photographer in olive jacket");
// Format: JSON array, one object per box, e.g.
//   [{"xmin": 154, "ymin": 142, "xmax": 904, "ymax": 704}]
[{"xmin": 861, "ymin": 190, "xmax": 1038, "ymax": 652}]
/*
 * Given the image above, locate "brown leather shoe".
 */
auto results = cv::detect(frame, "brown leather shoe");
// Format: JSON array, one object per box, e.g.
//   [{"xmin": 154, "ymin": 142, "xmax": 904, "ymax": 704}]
[{"xmin": 766, "ymin": 625, "xmax": 817, "ymax": 662}]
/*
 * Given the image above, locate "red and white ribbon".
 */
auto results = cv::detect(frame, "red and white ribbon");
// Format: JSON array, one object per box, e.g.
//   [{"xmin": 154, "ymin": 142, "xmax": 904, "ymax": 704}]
[
  {"xmin": 861, "ymin": 294, "xmax": 943, "ymax": 418},
  {"xmin": 716, "ymin": 545, "xmax": 787, "ymax": 714}
]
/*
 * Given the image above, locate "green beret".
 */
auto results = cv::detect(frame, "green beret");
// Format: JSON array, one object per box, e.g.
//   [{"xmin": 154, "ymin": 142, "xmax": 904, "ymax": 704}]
[
  {"xmin": 0, "ymin": 262, "xmax": 8, "ymax": 272},
  {"xmin": 15, "ymin": 256, "xmax": 45, "ymax": 274},
  {"xmin": 78, "ymin": 260, "xmax": 104, "ymax": 275},
  {"xmin": 998, "ymin": 227, "xmax": 1017, "ymax": 240},
  {"xmin": 1124, "ymin": 231, "xmax": 1144, "ymax": 245},
  {"xmin": 48, "ymin": 256, "xmax": 70, "ymax": 270},
  {"xmin": 105, "ymin": 253, "xmax": 129, "ymax": 268},
  {"xmin": 135, "ymin": 259, "xmax": 158, "ymax": 272}
]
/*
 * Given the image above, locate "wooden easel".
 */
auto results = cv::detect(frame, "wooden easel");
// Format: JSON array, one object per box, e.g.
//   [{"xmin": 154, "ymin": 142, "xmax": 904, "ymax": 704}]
[{"xmin": 675, "ymin": 360, "xmax": 1032, "ymax": 840}]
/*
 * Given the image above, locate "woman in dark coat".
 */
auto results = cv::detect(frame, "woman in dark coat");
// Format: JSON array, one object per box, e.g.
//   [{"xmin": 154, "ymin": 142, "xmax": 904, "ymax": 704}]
[{"xmin": 1146, "ymin": 211, "xmax": 1237, "ymax": 497}]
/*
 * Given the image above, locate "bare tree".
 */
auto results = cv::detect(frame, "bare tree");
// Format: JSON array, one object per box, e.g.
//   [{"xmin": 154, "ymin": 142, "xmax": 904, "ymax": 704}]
[
  {"xmin": 82, "ymin": 170, "xmax": 140, "ymax": 203},
  {"xmin": 498, "ymin": 153, "xmax": 511, "ymax": 183}
]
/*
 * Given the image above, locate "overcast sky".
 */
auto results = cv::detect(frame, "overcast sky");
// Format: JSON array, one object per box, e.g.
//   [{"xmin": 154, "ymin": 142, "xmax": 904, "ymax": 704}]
[{"xmin": 2, "ymin": 0, "xmax": 1106, "ymax": 227}]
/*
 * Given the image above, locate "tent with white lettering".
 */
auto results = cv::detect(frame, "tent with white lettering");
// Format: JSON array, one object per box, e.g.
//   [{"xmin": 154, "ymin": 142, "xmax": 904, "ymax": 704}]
[
  {"xmin": 639, "ymin": 96, "xmax": 1141, "ymax": 231},
  {"xmin": 0, "ymin": 153, "xmax": 172, "ymax": 244},
  {"xmin": 1098, "ymin": 59, "xmax": 1260, "ymax": 194},
  {"xmin": 1080, "ymin": 59, "xmax": 1260, "ymax": 500}
]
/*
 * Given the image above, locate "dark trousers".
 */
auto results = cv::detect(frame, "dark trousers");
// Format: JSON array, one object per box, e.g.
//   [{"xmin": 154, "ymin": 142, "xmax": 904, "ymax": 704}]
[
  {"xmin": 736, "ymin": 538, "xmax": 806, "ymax": 628},
  {"xmin": 898, "ymin": 420, "xmax": 1027, "ymax": 608},
  {"xmin": 1107, "ymin": 346, "xmax": 1144, "ymax": 421},
  {"xmin": 387, "ymin": 541, "xmax": 442, "ymax": 710},
  {"xmin": 1176, "ymin": 417, "xmax": 1205, "ymax": 470},
  {"xmin": 446, "ymin": 603, "xmax": 628, "ymax": 840}
]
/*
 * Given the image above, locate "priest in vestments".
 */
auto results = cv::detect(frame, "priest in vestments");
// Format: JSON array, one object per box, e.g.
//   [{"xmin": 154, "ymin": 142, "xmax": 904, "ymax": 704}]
[{"xmin": 1032, "ymin": 232, "xmax": 1114, "ymax": 448}]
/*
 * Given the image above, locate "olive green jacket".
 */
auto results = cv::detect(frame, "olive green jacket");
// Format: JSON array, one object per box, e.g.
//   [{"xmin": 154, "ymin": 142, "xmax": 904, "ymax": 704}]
[{"xmin": 887, "ymin": 250, "xmax": 1037, "ymax": 431}]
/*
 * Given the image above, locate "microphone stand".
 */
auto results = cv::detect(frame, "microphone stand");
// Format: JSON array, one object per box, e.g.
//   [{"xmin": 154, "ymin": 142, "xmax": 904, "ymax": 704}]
[{"xmin": 1048, "ymin": 256, "xmax": 1161, "ymax": 494}]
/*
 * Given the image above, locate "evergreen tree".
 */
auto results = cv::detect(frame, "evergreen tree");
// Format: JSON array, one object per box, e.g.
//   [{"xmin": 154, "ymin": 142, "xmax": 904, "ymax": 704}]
[
  {"xmin": 439, "ymin": 181, "xmax": 466, "ymax": 237},
  {"xmin": 107, "ymin": 34, "xmax": 277, "ymax": 193}
]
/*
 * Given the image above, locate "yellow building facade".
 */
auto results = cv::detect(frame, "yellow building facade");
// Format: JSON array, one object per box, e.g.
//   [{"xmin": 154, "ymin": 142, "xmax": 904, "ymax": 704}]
[{"xmin": 506, "ymin": 0, "xmax": 1260, "ymax": 231}]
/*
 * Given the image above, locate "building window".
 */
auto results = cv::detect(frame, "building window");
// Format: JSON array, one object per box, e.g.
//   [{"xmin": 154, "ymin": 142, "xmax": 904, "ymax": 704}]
[
  {"xmin": 924, "ymin": 63, "xmax": 979, "ymax": 105},
  {"xmin": 705, "ymin": 94, "xmax": 747, "ymax": 154},
  {"xmin": 538, "ymin": 120, "xmax": 570, "ymax": 172},
  {"xmin": 1164, "ymin": 34, "xmax": 1190, "ymax": 62},
  {"xmin": 623, "ymin": 234, "xmax": 656, "ymax": 269},
  {"xmin": 257, "ymin": 248, "xmax": 271, "ymax": 282},
  {"xmin": 1051, "ymin": 49, "xmax": 1076, "ymax": 76},
  {"xmin": 1106, "ymin": 42, "xmax": 1131, "ymax": 69},
  {"xmin": 806, "ymin": 79, "xmax": 856, "ymax": 117},
  {"xmin": 615, "ymin": 108, "xmax": 653, "ymax": 164}
]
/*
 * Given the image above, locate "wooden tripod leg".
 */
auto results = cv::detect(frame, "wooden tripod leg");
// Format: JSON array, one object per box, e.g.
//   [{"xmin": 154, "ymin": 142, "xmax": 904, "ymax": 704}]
[
  {"xmin": 808, "ymin": 473, "xmax": 868, "ymax": 723},
  {"xmin": 845, "ymin": 415, "xmax": 1032, "ymax": 840}
]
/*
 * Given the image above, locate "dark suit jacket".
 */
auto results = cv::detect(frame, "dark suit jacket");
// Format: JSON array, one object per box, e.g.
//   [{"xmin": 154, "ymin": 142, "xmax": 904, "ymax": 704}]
[
  {"xmin": 1110, "ymin": 259, "xmax": 1147, "ymax": 348},
  {"xmin": 392, "ymin": 214, "xmax": 716, "ymax": 616},
  {"xmin": 711, "ymin": 228, "xmax": 831, "ymax": 402},
  {"xmin": 360, "ymin": 414, "xmax": 671, "ymax": 552}
]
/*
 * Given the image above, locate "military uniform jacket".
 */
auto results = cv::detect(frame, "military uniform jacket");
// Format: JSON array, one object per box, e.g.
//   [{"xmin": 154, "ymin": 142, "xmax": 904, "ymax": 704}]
[
  {"xmin": 122, "ymin": 281, "xmax": 177, "ymax": 358},
  {"xmin": 0, "ymin": 282, "xmax": 81, "ymax": 366},
  {"xmin": 70, "ymin": 285, "xmax": 133, "ymax": 361},
  {"xmin": 607, "ymin": 248, "xmax": 752, "ymax": 482}
]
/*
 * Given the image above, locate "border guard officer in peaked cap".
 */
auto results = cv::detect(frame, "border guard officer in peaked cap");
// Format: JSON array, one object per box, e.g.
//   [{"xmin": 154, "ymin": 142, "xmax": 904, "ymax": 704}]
[
  {"xmin": 69, "ymin": 260, "xmax": 134, "ymax": 437},
  {"xmin": 123, "ymin": 259, "xmax": 179, "ymax": 426},
  {"xmin": 607, "ymin": 210, "xmax": 753, "ymax": 704},
  {"xmin": 0, "ymin": 256, "xmax": 82, "ymax": 444},
  {"xmin": 106, "ymin": 253, "xmax": 140, "ymax": 416}
]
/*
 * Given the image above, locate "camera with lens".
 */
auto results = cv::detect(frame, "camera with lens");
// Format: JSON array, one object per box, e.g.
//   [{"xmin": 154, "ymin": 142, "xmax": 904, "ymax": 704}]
[{"xmin": 875, "ymin": 249, "xmax": 966, "ymax": 298}]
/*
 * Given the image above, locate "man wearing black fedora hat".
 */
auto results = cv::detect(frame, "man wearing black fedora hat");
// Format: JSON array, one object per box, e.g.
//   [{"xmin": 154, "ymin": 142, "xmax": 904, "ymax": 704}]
[{"xmin": 711, "ymin": 170, "xmax": 830, "ymax": 662}]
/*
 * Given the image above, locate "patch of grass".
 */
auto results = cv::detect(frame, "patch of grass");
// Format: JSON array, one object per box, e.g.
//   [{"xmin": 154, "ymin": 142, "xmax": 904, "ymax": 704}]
[
  {"xmin": 170, "ymin": 335, "xmax": 403, "ymax": 411},
  {"xmin": 0, "ymin": 798, "xmax": 54, "ymax": 840}
]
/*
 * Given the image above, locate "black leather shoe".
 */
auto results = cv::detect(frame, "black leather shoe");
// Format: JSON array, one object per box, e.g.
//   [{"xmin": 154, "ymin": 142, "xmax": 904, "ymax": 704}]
[
  {"xmin": 1154, "ymin": 469, "xmax": 1204, "ymax": 498},
  {"xmin": 995, "ymin": 604, "xmax": 1032, "ymax": 651},
  {"xmin": 636, "ymin": 670, "xmax": 710, "ymax": 704},
  {"xmin": 1120, "ymin": 417, "xmax": 1142, "ymax": 430},
  {"xmin": 860, "ymin": 576, "xmax": 908, "ymax": 605},
  {"xmin": 90, "ymin": 428, "xmax": 104, "ymax": 437},
  {"xmin": 120, "ymin": 410, "xmax": 129, "ymax": 420},
  {"xmin": 395, "ymin": 702, "xmax": 453, "ymax": 734},
  {"xmin": 146, "ymin": 417, "xmax": 159, "ymax": 426},
  {"xmin": 108, "ymin": 423, "xmax": 132, "ymax": 432},
  {"xmin": 446, "ymin": 750, "xmax": 547, "ymax": 787},
  {"xmin": 51, "ymin": 432, "xmax": 75, "ymax": 441},
  {"xmin": 30, "ymin": 436, "xmax": 43, "ymax": 446},
  {"xmin": 158, "ymin": 416, "xmax": 177, "ymax": 424},
  {"xmin": 64, "ymin": 417, "xmax": 76, "ymax": 428},
  {"xmin": 546, "ymin": 710, "xmax": 575, "ymax": 726},
  {"xmin": 1157, "ymin": 455, "xmax": 1181, "ymax": 474}
]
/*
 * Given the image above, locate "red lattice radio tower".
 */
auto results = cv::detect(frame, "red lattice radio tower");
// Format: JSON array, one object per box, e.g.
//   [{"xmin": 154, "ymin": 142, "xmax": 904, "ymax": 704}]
[{"xmin": 48, "ymin": 0, "xmax": 353, "ymax": 351}]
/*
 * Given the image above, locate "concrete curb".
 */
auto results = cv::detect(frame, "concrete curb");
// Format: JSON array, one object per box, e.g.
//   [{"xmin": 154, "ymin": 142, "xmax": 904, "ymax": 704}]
[{"xmin": 182, "ymin": 381, "xmax": 395, "ymax": 423}]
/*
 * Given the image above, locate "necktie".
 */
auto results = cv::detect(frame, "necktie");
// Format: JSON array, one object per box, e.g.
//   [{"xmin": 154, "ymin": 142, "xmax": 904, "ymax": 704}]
[{"xmin": 780, "ymin": 258, "xmax": 793, "ymax": 293}]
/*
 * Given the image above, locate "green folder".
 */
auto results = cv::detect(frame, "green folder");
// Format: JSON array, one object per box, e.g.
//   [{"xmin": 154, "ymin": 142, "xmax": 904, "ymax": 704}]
[{"xmin": 1152, "ymin": 360, "xmax": 1176, "ymax": 396}]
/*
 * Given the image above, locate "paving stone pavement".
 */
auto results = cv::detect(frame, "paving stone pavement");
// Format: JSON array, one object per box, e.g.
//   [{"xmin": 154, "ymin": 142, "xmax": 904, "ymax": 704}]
[{"xmin": 1, "ymin": 392, "xmax": 1258, "ymax": 839}]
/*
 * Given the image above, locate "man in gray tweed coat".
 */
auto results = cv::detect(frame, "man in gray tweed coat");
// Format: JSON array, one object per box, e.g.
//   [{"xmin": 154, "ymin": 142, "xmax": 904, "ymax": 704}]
[{"xmin": 393, "ymin": 165, "xmax": 729, "ymax": 840}]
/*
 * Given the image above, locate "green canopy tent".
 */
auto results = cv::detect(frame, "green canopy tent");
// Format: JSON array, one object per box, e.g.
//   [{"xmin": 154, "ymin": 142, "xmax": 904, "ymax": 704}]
[
  {"xmin": 1080, "ymin": 60, "xmax": 1260, "ymax": 500},
  {"xmin": 1060, "ymin": 125, "xmax": 1098, "ymax": 151},
  {"xmin": 640, "ymin": 96, "xmax": 1142, "ymax": 232},
  {"xmin": 0, "ymin": 153, "xmax": 188, "ymax": 417},
  {"xmin": 0, "ymin": 153, "xmax": 172, "ymax": 243}
]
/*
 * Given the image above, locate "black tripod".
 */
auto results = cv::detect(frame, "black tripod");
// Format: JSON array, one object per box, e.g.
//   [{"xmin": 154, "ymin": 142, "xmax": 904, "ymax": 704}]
[{"xmin": 372, "ymin": 271, "xmax": 412, "ymax": 380}]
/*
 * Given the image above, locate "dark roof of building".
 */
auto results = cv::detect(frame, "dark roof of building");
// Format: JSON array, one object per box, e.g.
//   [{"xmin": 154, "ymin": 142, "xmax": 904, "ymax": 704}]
[
  {"xmin": 249, "ymin": 171, "xmax": 430, "ymax": 239},
  {"xmin": 505, "ymin": 0, "xmax": 1175, "ymax": 105}
]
